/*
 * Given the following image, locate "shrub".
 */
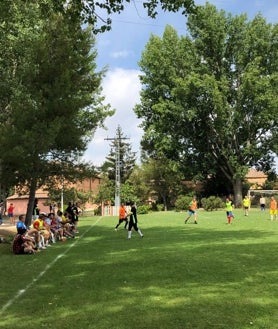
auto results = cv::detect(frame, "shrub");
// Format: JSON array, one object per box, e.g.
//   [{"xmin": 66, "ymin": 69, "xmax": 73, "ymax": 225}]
[
  {"xmin": 157, "ymin": 204, "xmax": 164, "ymax": 211},
  {"xmin": 137, "ymin": 205, "xmax": 149, "ymax": 214},
  {"xmin": 201, "ymin": 196, "xmax": 225, "ymax": 211},
  {"xmin": 175, "ymin": 195, "xmax": 194, "ymax": 211}
]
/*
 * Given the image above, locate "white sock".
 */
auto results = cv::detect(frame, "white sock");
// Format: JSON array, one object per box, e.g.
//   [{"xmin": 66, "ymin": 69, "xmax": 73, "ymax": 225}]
[
  {"xmin": 128, "ymin": 231, "xmax": 132, "ymax": 239},
  {"xmin": 138, "ymin": 229, "xmax": 143, "ymax": 237}
]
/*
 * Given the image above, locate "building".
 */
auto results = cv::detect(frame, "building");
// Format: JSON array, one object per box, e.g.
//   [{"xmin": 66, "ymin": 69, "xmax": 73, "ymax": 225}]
[
  {"xmin": 245, "ymin": 168, "xmax": 268, "ymax": 189},
  {"xmin": 5, "ymin": 177, "xmax": 101, "ymax": 216}
]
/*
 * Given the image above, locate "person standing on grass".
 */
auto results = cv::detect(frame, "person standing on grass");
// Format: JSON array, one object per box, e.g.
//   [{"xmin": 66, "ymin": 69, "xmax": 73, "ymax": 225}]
[
  {"xmin": 127, "ymin": 202, "xmax": 143, "ymax": 239},
  {"xmin": 0, "ymin": 200, "xmax": 4, "ymax": 225},
  {"xmin": 242, "ymin": 195, "xmax": 250, "ymax": 216},
  {"xmin": 185, "ymin": 196, "xmax": 198, "ymax": 224},
  {"xmin": 260, "ymin": 195, "xmax": 266, "ymax": 211},
  {"xmin": 8, "ymin": 203, "xmax": 15, "ymax": 225},
  {"xmin": 269, "ymin": 196, "xmax": 277, "ymax": 221},
  {"xmin": 225, "ymin": 197, "xmax": 234, "ymax": 224},
  {"xmin": 115, "ymin": 203, "xmax": 128, "ymax": 230}
]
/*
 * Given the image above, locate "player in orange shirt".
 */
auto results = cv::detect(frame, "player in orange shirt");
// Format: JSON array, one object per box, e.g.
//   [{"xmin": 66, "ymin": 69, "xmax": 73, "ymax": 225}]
[
  {"xmin": 115, "ymin": 203, "xmax": 128, "ymax": 230},
  {"xmin": 185, "ymin": 197, "xmax": 198, "ymax": 224},
  {"xmin": 269, "ymin": 196, "xmax": 277, "ymax": 221}
]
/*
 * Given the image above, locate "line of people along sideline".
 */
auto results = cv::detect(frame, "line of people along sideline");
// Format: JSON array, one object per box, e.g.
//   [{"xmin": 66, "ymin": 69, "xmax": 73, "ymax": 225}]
[{"xmin": 12, "ymin": 202, "xmax": 80, "ymax": 255}]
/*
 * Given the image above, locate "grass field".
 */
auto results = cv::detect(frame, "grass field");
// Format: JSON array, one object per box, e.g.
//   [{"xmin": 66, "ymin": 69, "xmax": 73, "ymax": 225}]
[{"xmin": 0, "ymin": 209, "xmax": 278, "ymax": 329}]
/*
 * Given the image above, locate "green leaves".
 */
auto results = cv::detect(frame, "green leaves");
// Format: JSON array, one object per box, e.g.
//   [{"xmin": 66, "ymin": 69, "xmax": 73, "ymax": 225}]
[
  {"xmin": 0, "ymin": 1, "xmax": 112, "ymax": 194},
  {"xmin": 135, "ymin": 3, "xmax": 278, "ymax": 203}
]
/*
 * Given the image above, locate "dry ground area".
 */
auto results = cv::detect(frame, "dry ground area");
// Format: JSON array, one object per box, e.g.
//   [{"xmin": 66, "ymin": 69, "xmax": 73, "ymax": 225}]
[{"xmin": 0, "ymin": 220, "xmax": 17, "ymax": 239}]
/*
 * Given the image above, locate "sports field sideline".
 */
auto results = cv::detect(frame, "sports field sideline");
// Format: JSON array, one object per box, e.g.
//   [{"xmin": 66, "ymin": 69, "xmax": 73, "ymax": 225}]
[{"xmin": 0, "ymin": 209, "xmax": 278, "ymax": 329}]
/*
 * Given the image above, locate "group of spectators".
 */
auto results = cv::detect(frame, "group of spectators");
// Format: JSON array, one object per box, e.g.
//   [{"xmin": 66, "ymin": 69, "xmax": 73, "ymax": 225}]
[{"xmin": 12, "ymin": 202, "xmax": 80, "ymax": 255}]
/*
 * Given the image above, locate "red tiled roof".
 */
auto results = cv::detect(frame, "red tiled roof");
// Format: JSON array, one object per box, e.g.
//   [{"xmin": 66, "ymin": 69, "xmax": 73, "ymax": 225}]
[{"xmin": 246, "ymin": 168, "xmax": 267, "ymax": 179}]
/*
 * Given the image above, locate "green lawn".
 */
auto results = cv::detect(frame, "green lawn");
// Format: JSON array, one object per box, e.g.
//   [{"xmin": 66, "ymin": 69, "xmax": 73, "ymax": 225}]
[{"xmin": 0, "ymin": 209, "xmax": 278, "ymax": 329}]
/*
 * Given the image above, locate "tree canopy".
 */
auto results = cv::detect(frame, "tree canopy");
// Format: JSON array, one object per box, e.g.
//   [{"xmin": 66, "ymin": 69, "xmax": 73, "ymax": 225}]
[
  {"xmin": 0, "ymin": 1, "xmax": 113, "ymax": 222},
  {"xmin": 101, "ymin": 126, "xmax": 137, "ymax": 183},
  {"xmin": 135, "ymin": 3, "xmax": 278, "ymax": 206},
  {"xmin": 49, "ymin": 0, "xmax": 196, "ymax": 33}
]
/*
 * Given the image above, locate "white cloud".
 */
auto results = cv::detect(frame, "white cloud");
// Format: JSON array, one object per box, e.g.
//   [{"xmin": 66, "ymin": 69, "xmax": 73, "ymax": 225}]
[
  {"xmin": 83, "ymin": 68, "xmax": 143, "ymax": 166},
  {"xmin": 110, "ymin": 50, "xmax": 133, "ymax": 59},
  {"xmin": 86, "ymin": 0, "xmax": 278, "ymax": 169}
]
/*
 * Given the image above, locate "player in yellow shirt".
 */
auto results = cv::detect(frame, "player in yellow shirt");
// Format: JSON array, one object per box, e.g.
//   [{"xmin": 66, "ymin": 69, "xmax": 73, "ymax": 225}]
[{"xmin": 242, "ymin": 195, "xmax": 250, "ymax": 216}]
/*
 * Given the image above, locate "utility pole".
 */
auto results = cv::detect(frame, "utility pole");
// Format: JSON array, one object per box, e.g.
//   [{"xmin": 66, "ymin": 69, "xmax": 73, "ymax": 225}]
[{"xmin": 105, "ymin": 136, "xmax": 129, "ymax": 214}]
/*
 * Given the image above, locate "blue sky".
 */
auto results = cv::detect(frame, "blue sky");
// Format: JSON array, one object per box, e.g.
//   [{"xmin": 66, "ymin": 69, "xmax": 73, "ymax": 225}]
[{"xmin": 83, "ymin": 0, "xmax": 278, "ymax": 168}]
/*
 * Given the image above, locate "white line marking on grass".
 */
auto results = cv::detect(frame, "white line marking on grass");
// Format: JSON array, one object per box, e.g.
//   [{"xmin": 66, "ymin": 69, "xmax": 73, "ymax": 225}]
[{"xmin": 0, "ymin": 217, "xmax": 102, "ymax": 316}]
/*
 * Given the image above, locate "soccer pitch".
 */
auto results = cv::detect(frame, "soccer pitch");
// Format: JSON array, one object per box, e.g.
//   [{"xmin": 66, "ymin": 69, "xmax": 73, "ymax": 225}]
[{"xmin": 1, "ymin": 209, "xmax": 278, "ymax": 329}]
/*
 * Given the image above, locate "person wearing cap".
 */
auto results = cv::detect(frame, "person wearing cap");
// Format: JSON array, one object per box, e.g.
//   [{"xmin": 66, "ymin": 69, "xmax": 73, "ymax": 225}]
[{"xmin": 33, "ymin": 213, "xmax": 50, "ymax": 248}]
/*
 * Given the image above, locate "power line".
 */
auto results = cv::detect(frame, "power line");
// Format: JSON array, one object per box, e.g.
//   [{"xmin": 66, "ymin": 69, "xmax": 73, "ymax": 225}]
[{"xmin": 105, "ymin": 136, "xmax": 130, "ymax": 208}]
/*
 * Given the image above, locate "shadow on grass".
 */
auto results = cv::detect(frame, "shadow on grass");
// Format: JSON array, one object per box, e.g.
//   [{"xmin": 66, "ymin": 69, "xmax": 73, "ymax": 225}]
[{"xmin": 1, "ymin": 221, "xmax": 278, "ymax": 329}]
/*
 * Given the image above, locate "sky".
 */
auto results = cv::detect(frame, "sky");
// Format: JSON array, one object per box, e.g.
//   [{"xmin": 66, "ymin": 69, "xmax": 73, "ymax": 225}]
[{"xmin": 83, "ymin": 0, "xmax": 278, "ymax": 168}]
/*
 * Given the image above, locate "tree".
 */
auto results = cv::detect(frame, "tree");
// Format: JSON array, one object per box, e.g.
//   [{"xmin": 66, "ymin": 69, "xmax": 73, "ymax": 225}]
[
  {"xmin": 135, "ymin": 4, "xmax": 278, "ymax": 206},
  {"xmin": 101, "ymin": 126, "xmax": 137, "ymax": 184},
  {"xmin": 141, "ymin": 157, "xmax": 185, "ymax": 210},
  {"xmin": 50, "ymin": 0, "xmax": 196, "ymax": 33},
  {"xmin": 0, "ymin": 1, "xmax": 113, "ymax": 224}
]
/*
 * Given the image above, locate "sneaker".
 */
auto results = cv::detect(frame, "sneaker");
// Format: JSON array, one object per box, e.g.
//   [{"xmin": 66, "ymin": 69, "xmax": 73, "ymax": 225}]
[
  {"xmin": 184, "ymin": 220, "xmax": 188, "ymax": 224},
  {"xmin": 194, "ymin": 221, "xmax": 198, "ymax": 224}
]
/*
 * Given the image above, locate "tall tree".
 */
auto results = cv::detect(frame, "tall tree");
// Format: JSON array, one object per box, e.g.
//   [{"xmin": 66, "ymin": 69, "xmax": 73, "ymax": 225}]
[
  {"xmin": 0, "ymin": 1, "xmax": 113, "ymax": 224},
  {"xmin": 101, "ymin": 126, "xmax": 137, "ymax": 183},
  {"xmin": 135, "ymin": 4, "xmax": 278, "ymax": 206}
]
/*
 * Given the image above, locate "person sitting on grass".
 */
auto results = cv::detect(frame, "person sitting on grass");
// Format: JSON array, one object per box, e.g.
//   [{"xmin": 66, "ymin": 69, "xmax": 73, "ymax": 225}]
[
  {"xmin": 43, "ymin": 212, "xmax": 57, "ymax": 243},
  {"xmin": 33, "ymin": 213, "xmax": 51, "ymax": 248},
  {"xmin": 57, "ymin": 210, "xmax": 75, "ymax": 238},
  {"xmin": 13, "ymin": 228, "xmax": 38, "ymax": 255},
  {"xmin": 16, "ymin": 214, "xmax": 40, "ymax": 247},
  {"xmin": 49, "ymin": 212, "xmax": 64, "ymax": 241}
]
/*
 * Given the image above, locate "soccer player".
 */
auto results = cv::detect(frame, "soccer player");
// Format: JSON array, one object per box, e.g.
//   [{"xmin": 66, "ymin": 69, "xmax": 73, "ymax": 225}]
[
  {"xmin": 225, "ymin": 197, "xmax": 234, "ymax": 224},
  {"xmin": 127, "ymin": 202, "xmax": 143, "ymax": 239},
  {"xmin": 269, "ymin": 196, "xmax": 277, "ymax": 221},
  {"xmin": 242, "ymin": 195, "xmax": 250, "ymax": 216},
  {"xmin": 260, "ymin": 195, "xmax": 266, "ymax": 211},
  {"xmin": 115, "ymin": 203, "xmax": 128, "ymax": 230},
  {"xmin": 185, "ymin": 197, "xmax": 198, "ymax": 224}
]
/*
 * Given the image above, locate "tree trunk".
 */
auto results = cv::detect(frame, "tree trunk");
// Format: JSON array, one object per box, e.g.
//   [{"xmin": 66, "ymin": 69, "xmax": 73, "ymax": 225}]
[
  {"xmin": 233, "ymin": 178, "xmax": 243, "ymax": 208},
  {"xmin": 25, "ymin": 179, "xmax": 37, "ymax": 227},
  {"xmin": 163, "ymin": 197, "xmax": 167, "ymax": 211}
]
